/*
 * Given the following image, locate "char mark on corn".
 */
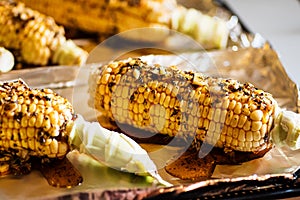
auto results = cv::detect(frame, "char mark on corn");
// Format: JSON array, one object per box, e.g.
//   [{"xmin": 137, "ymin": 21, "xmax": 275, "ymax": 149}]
[
  {"xmin": 91, "ymin": 58, "xmax": 278, "ymax": 153},
  {"xmin": 0, "ymin": 79, "xmax": 75, "ymax": 175}
]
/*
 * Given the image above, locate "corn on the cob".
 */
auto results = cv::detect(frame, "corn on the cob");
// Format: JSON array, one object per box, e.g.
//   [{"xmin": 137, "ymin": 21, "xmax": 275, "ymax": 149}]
[
  {"xmin": 20, "ymin": 0, "xmax": 229, "ymax": 49},
  {"xmin": 0, "ymin": 1, "xmax": 88, "ymax": 67},
  {"xmin": 0, "ymin": 47, "xmax": 14, "ymax": 73},
  {"xmin": 0, "ymin": 79, "xmax": 75, "ymax": 175},
  {"xmin": 0, "ymin": 79, "xmax": 168, "ymax": 186},
  {"xmin": 89, "ymin": 58, "xmax": 279, "ymax": 153}
]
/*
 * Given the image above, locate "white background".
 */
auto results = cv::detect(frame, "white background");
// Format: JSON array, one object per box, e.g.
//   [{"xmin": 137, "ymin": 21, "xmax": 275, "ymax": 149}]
[{"xmin": 225, "ymin": 0, "xmax": 300, "ymax": 86}]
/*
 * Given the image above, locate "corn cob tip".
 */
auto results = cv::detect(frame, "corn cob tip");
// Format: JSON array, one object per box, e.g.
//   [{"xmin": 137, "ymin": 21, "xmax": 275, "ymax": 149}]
[
  {"xmin": 271, "ymin": 110, "xmax": 300, "ymax": 150},
  {"xmin": 0, "ymin": 47, "xmax": 14, "ymax": 73},
  {"xmin": 52, "ymin": 40, "xmax": 88, "ymax": 66},
  {"xmin": 171, "ymin": 6, "xmax": 229, "ymax": 49}
]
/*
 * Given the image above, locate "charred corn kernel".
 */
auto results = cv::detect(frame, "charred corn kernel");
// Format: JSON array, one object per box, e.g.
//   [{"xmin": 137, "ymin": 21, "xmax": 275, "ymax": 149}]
[
  {"xmin": 90, "ymin": 58, "xmax": 279, "ymax": 153},
  {"xmin": 0, "ymin": 79, "xmax": 75, "ymax": 166},
  {"xmin": 0, "ymin": 1, "xmax": 87, "ymax": 66}
]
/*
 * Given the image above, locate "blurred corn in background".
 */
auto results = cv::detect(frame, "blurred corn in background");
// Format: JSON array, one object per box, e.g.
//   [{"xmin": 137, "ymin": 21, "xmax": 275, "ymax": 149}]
[
  {"xmin": 0, "ymin": 1, "xmax": 88, "ymax": 70},
  {"xmin": 19, "ymin": 0, "xmax": 230, "ymax": 49}
]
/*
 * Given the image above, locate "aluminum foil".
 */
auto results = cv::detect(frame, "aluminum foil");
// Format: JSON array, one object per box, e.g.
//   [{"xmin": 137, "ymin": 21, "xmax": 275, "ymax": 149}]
[
  {"xmin": 0, "ymin": 43, "xmax": 299, "ymax": 199},
  {"xmin": 0, "ymin": 0, "xmax": 299, "ymax": 199}
]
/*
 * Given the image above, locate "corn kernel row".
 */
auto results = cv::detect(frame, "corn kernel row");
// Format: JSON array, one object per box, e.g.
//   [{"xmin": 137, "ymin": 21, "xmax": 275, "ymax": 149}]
[{"xmin": 0, "ymin": 79, "xmax": 75, "ymax": 162}]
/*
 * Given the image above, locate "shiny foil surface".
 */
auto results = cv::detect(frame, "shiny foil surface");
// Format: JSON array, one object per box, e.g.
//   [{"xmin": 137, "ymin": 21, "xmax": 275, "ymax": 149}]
[{"xmin": 0, "ymin": 0, "xmax": 299, "ymax": 199}]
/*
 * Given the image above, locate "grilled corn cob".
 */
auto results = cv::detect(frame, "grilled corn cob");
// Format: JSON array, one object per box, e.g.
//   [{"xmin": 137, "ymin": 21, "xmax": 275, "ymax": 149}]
[
  {"xmin": 0, "ymin": 79, "xmax": 168, "ymax": 186},
  {"xmin": 89, "ymin": 58, "xmax": 280, "ymax": 153},
  {"xmin": 20, "ymin": 0, "xmax": 229, "ymax": 49},
  {"xmin": 0, "ymin": 1, "xmax": 88, "ymax": 66},
  {"xmin": 0, "ymin": 79, "xmax": 75, "ymax": 175}
]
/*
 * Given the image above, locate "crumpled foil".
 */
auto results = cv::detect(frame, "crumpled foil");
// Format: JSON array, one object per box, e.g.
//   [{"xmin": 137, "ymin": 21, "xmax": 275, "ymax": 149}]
[
  {"xmin": 0, "ymin": 0, "xmax": 299, "ymax": 199},
  {"xmin": 0, "ymin": 43, "xmax": 299, "ymax": 199}
]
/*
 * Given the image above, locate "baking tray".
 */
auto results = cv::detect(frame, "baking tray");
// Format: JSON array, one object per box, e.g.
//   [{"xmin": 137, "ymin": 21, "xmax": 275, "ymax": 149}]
[{"xmin": 1, "ymin": 0, "xmax": 300, "ymax": 199}]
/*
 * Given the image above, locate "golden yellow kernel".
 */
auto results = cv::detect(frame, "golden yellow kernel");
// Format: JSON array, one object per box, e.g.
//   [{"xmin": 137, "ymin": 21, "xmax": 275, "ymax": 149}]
[
  {"xmin": 195, "ymin": 105, "xmax": 202, "ymax": 117},
  {"xmin": 238, "ymin": 141, "xmax": 244, "ymax": 148},
  {"xmin": 203, "ymin": 96, "xmax": 211, "ymax": 106},
  {"xmin": 242, "ymin": 104, "xmax": 250, "ymax": 116},
  {"xmin": 228, "ymin": 93, "xmax": 235, "ymax": 100},
  {"xmin": 253, "ymin": 141, "xmax": 260, "ymax": 148},
  {"xmin": 43, "ymin": 118, "xmax": 51, "ymax": 131},
  {"xmin": 202, "ymin": 106, "xmax": 209, "ymax": 118},
  {"xmin": 133, "ymin": 103, "xmax": 139, "ymax": 114},
  {"xmin": 38, "ymin": 99, "xmax": 45, "ymax": 105},
  {"xmin": 101, "ymin": 73, "xmax": 110, "ymax": 84},
  {"xmin": 222, "ymin": 98, "xmax": 230, "ymax": 109},
  {"xmin": 12, "ymin": 129, "xmax": 19, "ymax": 141},
  {"xmin": 234, "ymin": 102, "xmax": 242, "ymax": 114},
  {"xmin": 245, "ymin": 141, "xmax": 252, "ymax": 149},
  {"xmin": 225, "ymin": 110, "xmax": 233, "ymax": 125},
  {"xmin": 28, "ymin": 138, "xmax": 35, "ymax": 150},
  {"xmin": 115, "ymin": 74, "xmax": 121, "ymax": 83},
  {"xmin": 227, "ymin": 126, "xmax": 233, "ymax": 137},
  {"xmin": 153, "ymin": 92, "xmax": 161, "ymax": 104},
  {"xmin": 260, "ymin": 124, "xmax": 267, "ymax": 137},
  {"xmin": 232, "ymin": 139, "xmax": 238, "ymax": 147},
  {"xmin": 169, "ymin": 97, "xmax": 176, "ymax": 109},
  {"xmin": 49, "ymin": 111, "xmax": 59, "ymax": 126},
  {"xmin": 21, "ymin": 140, "xmax": 28, "ymax": 149},
  {"xmin": 28, "ymin": 104, "xmax": 36, "ymax": 113},
  {"xmin": 8, "ymin": 118, "xmax": 14, "ymax": 129},
  {"xmin": 251, "ymin": 121, "xmax": 263, "ymax": 131},
  {"xmin": 199, "ymin": 93, "xmax": 205, "ymax": 104},
  {"xmin": 137, "ymin": 94, "xmax": 144, "ymax": 104},
  {"xmin": 138, "ymin": 103, "xmax": 144, "ymax": 114},
  {"xmin": 21, "ymin": 116, "xmax": 28, "ymax": 128},
  {"xmin": 262, "ymin": 113, "xmax": 269, "ymax": 124},
  {"xmin": 225, "ymin": 135, "xmax": 232, "ymax": 145},
  {"xmin": 28, "ymin": 116, "xmax": 36, "ymax": 127},
  {"xmin": 230, "ymin": 114, "xmax": 239, "ymax": 128},
  {"xmin": 203, "ymin": 119, "xmax": 209, "ymax": 130},
  {"xmin": 21, "ymin": 104, "xmax": 27, "ymax": 114},
  {"xmin": 248, "ymin": 102, "xmax": 257, "ymax": 111},
  {"xmin": 159, "ymin": 93, "xmax": 166, "ymax": 105},
  {"xmin": 243, "ymin": 120, "xmax": 251, "ymax": 131},
  {"xmin": 220, "ymin": 134, "xmax": 226, "ymax": 143},
  {"xmin": 232, "ymin": 128, "xmax": 239, "ymax": 139},
  {"xmin": 250, "ymin": 110, "xmax": 263, "ymax": 121},
  {"xmin": 58, "ymin": 142, "xmax": 68, "ymax": 155},
  {"xmin": 163, "ymin": 96, "xmax": 171, "ymax": 108},
  {"xmin": 237, "ymin": 114, "xmax": 247, "ymax": 128},
  {"xmin": 103, "ymin": 95, "xmax": 110, "ymax": 105},
  {"xmin": 165, "ymin": 84, "xmax": 173, "ymax": 95},
  {"xmin": 50, "ymin": 139, "xmax": 58, "ymax": 154},
  {"xmin": 5, "ymin": 129, "xmax": 12, "ymax": 141},
  {"xmin": 246, "ymin": 131, "xmax": 253, "ymax": 141},
  {"xmin": 27, "ymin": 127, "xmax": 35, "ymax": 138},
  {"xmin": 253, "ymin": 131, "xmax": 261, "ymax": 141},
  {"xmin": 228, "ymin": 100, "xmax": 236, "ymax": 110}
]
